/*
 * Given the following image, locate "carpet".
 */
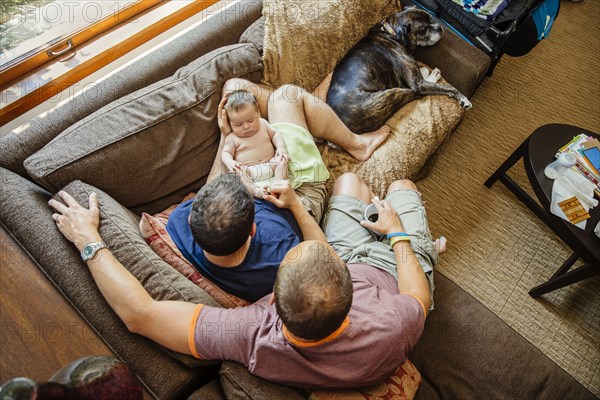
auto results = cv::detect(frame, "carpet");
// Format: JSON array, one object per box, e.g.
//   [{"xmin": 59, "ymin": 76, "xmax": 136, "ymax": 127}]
[{"xmin": 416, "ymin": 1, "xmax": 600, "ymax": 396}]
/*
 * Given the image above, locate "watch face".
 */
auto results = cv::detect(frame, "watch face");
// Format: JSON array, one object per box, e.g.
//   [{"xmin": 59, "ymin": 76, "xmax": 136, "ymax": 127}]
[{"xmin": 84, "ymin": 246, "xmax": 93, "ymax": 257}]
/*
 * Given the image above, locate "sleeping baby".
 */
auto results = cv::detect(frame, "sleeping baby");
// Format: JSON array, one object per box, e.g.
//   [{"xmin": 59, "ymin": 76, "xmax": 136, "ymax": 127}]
[{"xmin": 220, "ymin": 90, "xmax": 329, "ymax": 198}]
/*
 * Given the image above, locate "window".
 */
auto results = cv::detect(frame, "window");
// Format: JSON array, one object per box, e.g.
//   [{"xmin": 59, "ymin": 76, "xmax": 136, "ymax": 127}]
[
  {"xmin": 1, "ymin": 1, "xmax": 221, "ymax": 125},
  {"xmin": 1, "ymin": 1, "xmax": 161, "ymax": 83}
]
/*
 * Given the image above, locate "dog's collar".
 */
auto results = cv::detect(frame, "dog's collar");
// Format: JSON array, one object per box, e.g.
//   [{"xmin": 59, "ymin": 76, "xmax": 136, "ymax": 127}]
[{"xmin": 380, "ymin": 19, "xmax": 396, "ymax": 36}]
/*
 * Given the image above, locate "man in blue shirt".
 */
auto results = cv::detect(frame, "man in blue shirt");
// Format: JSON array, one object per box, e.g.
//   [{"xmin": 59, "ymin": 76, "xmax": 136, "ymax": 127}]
[
  {"xmin": 166, "ymin": 78, "xmax": 391, "ymax": 302},
  {"xmin": 167, "ymin": 174, "xmax": 303, "ymax": 302}
]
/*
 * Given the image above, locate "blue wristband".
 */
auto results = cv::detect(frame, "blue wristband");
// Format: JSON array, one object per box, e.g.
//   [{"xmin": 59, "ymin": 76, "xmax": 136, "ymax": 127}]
[{"xmin": 386, "ymin": 232, "xmax": 409, "ymax": 239}]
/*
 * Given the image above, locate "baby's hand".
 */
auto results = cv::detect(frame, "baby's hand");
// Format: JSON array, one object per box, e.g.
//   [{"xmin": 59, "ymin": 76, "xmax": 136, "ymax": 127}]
[{"xmin": 226, "ymin": 161, "xmax": 243, "ymax": 173}]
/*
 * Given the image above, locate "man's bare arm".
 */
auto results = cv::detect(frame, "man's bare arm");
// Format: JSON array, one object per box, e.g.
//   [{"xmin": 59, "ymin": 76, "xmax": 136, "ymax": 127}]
[
  {"xmin": 360, "ymin": 197, "xmax": 431, "ymax": 315},
  {"xmin": 264, "ymin": 180, "xmax": 327, "ymax": 242},
  {"xmin": 49, "ymin": 191, "xmax": 197, "ymax": 355}
]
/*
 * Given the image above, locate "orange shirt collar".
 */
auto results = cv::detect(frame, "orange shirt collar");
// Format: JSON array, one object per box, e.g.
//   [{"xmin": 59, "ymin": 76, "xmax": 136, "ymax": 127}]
[{"xmin": 283, "ymin": 317, "xmax": 350, "ymax": 348}]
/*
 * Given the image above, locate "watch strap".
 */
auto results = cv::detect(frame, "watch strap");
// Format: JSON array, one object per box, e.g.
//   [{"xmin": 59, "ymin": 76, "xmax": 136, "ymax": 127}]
[{"xmin": 81, "ymin": 241, "xmax": 107, "ymax": 262}]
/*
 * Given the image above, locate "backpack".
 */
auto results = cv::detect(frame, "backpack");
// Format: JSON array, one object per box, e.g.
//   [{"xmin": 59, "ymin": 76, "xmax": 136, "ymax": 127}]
[
  {"xmin": 503, "ymin": 0, "xmax": 561, "ymax": 56},
  {"xmin": 411, "ymin": 0, "xmax": 560, "ymax": 57}
]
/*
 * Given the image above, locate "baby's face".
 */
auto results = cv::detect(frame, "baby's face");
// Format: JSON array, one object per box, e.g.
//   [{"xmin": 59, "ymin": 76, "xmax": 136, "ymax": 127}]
[{"xmin": 227, "ymin": 105, "xmax": 261, "ymax": 138}]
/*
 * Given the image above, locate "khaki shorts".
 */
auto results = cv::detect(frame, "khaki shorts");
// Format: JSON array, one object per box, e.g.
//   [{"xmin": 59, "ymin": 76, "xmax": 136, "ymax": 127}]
[
  {"xmin": 296, "ymin": 182, "xmax": 327, "ymax": 224},
  {"xmin": 322, "ymin": 189, "xmax": 437, "ymax": 308}
]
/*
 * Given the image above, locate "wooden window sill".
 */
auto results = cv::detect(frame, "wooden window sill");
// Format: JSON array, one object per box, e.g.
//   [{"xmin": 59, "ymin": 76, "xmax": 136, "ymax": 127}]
[{"xmin": 1, "ymin": 0, "xmax": 222, "ymax": 125}]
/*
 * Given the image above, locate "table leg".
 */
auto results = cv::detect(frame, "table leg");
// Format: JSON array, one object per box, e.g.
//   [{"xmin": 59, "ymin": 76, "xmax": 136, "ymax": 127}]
[
  {"xmin": 529, "ymin": 253, "xmax": 599, "ymax": 298},
  {"xmin": 484, "ymin": 138, "xmax": 528, "ymax": 188},
  {"xmin": 498, "ymin": 174, "xmax": 555, "ymax": 228}
]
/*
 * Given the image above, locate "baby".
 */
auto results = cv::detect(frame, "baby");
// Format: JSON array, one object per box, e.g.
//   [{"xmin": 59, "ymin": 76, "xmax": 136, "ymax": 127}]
[{"xmin": 221, "ymin": 90, "xmax": 290, "ymax": 197}]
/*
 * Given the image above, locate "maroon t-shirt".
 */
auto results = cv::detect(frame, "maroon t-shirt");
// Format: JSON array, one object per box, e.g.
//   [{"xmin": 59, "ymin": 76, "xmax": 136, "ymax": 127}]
[{"xmin": 188, "ymin": 263, "xmax": 426, "ymax": 389}]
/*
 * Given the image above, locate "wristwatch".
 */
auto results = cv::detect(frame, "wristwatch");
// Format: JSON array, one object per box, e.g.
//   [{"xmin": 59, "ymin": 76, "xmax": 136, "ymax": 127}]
[{"xmin": 81, "ymin": 242, "xmax": 107, "ymax": 262}]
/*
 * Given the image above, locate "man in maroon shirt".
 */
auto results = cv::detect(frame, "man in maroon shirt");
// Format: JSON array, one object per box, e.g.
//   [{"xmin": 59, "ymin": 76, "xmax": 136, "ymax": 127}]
[{"xmin": 49, "ymin": 168, "xmax": 434, "ymax": 388}]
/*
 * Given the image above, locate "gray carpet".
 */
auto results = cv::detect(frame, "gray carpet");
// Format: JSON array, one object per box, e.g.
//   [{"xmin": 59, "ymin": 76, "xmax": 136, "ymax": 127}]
[{"xmin": 417, "ymin": 0, "xmax": 600, "ymax": 396}]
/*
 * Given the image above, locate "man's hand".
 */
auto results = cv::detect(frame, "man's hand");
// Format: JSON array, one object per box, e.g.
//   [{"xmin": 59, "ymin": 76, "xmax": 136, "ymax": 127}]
[
  {"xmin": 217, "ymin": 96, "xmax": 232, "ymax": 136},
  {"xmin": 263, "ymin": 180, "xmax": 301, "ymax": 210},
  {"xmin": 360, "ymin": 196, "xmax": 405, "ymax": 235},
  {"xmin": 48, "ymin": 191, "xmax": 102, "ymax": 251}
]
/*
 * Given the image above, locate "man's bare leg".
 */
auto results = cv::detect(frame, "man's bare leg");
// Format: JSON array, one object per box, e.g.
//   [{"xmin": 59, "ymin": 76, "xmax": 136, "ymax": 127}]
[
  {"xmin": 268, "ymin": 85, "xmax": 391, "ymax": 161},
  {"xmin": 332, "ymin": 173, "xmax": 375, "ymax": 203}
]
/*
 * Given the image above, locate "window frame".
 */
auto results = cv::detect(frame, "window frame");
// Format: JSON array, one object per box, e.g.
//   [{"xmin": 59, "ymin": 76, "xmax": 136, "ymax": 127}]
[
  {"xmin": 1, "ymin": 0, "xmax": 163, "ymax": 84},
  {"xmin": 1, "ymin": 0, "xmax": 222, "ymax": 125}
]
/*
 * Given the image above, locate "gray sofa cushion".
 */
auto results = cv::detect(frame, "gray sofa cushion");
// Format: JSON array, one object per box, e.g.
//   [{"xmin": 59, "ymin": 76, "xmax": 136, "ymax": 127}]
[
  {"xmin": 239, "ymin": 16, "xmax": 265, "ymax": 55},
  {"xmin": 0, "ymin": 168, "xmax": 218, "ymax": 399},
  {"xmin": 0, "ymin": 0, "xmax": 264, "ymax": 179},
  {"xmin": 23, "ymin": 43, "xmax": 262, "ymax": 215},
  {"xmin": 219, "ymin": 362, "xmax": 305, "ymax": 400},
  {"xmin": 55, "ymin": 180, "xmax": 222, "ymax": 362}
]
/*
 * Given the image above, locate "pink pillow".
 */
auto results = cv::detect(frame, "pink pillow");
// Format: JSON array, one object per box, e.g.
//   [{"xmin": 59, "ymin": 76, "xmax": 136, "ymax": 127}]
[{"xmin": 139, "ymin": 193, "xmax": 250, "ymax": 308}]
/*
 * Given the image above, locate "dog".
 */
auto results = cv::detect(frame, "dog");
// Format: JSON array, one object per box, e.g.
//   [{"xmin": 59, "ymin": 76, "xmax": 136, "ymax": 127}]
[{"xmin": 326, "ymin": 7, "xmax": 472, "ymax": 134}]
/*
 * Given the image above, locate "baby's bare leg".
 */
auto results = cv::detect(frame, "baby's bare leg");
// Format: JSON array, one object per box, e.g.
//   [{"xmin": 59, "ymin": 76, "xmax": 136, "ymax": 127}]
[{"xmin": 244, "ymin": 163, "xmax": 275, "ymax": 183}]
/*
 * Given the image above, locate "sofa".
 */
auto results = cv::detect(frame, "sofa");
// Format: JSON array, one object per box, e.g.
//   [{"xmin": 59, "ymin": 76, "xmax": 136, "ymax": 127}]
[{"xmin": 0, "ymin": 0, "xmax": 596, "ymax": 399}]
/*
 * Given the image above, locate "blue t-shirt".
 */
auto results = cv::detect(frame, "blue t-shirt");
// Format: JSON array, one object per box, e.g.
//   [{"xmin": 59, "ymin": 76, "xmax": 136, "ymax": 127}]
[{"xmin": 166, "ymin": 199, "xmax": 302, "ymax": 302}]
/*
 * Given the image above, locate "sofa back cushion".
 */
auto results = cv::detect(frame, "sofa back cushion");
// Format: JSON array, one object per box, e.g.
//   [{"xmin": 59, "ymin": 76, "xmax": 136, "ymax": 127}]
[{"xmin": 23, "ymin": 43, "xmax": 262, "ymax": 215}]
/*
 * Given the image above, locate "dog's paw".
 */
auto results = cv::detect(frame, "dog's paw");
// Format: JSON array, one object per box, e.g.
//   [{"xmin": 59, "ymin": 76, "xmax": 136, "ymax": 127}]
[
  {"xmin": 426, "ymin": 68, "xmax": 442, "ymax": 83},
  {"xmin": 458, "ymin": 96, "xmax": 472, "ymax": 110}
]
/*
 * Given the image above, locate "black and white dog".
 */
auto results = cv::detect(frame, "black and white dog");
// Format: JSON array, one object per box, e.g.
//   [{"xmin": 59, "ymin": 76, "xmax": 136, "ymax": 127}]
[{"xmin": 326, "ymin": 8, "xmax": 472, "ymax": 134}]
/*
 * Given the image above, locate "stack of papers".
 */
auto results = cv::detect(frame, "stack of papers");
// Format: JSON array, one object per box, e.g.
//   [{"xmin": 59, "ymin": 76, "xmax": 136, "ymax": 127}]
[{"xmin": 557, "ymin": 134, "xmax": 600, "ymax": 198}]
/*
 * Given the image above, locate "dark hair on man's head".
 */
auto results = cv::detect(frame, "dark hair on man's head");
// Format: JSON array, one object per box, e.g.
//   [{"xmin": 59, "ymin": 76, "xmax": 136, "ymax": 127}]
[
  {"xmin": 189, "ymin": 173, "xmax": 254, "ymax": 256},
  {"xmin": 224, "ymin": 90, "xmax": 259, "ymax": 114},
  {"xmin": 274, "ymin": 241, "xmax": 353, "ymax": 341}
]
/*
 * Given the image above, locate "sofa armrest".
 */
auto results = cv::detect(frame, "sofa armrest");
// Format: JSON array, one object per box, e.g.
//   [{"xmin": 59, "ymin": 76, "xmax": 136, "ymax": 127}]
[
  {"xmin": 414, "ymin": 27, "xmax": 490, "ymax": 97},
  {"xmin": 401, "ymin": 0, "xmax": 490, "ymax": 97},
  {"xmin": 0, "ymin": 168, "xmax": 220, "ymax": 398}
]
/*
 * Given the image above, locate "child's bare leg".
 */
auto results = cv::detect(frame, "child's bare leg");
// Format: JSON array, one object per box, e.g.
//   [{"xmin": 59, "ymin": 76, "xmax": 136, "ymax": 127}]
[
  {"xmin": 222, "ymin": 78, "xmax": 273, "ymax": 119},
  {"xmin": 268, "ymin": 85, "xmax": 391, "ymax": 161}
]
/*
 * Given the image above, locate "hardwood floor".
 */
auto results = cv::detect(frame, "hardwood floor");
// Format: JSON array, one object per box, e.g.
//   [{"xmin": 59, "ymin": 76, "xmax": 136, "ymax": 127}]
[{"xmin": 0, "ymin": 225, "xmax": 152, "ymax": 398}]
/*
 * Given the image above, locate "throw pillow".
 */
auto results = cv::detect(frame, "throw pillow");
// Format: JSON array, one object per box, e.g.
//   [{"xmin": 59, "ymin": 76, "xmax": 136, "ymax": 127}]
[
  {"xmin": 219, "ymin": 359, "xmax": 422, "ymax": 400},
  {"xmin": 308, "ymin": 360, "xmax": 422, "ymax": 400},
  {"xmin": 319, "ymin": 75, "xmax": 464, "ymax": 196},
  {"xmin": 24, "ymin": 43, "xmax": 262, "ymax": 215},
  {"xmin": 139, "ymin": 194, "xmax": 250, "ymax": 309},
  {"xmin": 262, "ymin": 0, "xmax": 401, "ymax": 91}
]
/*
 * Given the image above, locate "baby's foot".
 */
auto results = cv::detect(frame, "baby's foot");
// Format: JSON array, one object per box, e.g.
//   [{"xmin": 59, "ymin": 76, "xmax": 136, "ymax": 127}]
[
  {"xmin": 434, "ymin": 236, "xmax": 447, "ymax": 255},
  {"xmin": 426, "ymin": 68, "xmax": 442, "ymax": 83},
  {"xmin": 419, "ymin": 66, "xmax": 430, "ymax": 80},
  {"xmin": 349, "ymin": 125, "xmax": 391, "ymax": 162}
]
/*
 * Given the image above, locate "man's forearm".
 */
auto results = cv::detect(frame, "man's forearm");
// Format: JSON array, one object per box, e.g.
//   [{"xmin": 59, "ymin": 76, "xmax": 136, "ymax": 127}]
[
  {"xmin": 393, "ymin": 241, "xmax": 431, "ymax": 313},
  {"xmin": 290, "ymin": 204, "xmax": 327, "ymax": 242},
  {"xmin": 82, "ymin": 243, "xmax": 196, "ymax": 355},
  {"xmin": 81, "ymin": 245, "xmax": 155, "ymax": 331}
]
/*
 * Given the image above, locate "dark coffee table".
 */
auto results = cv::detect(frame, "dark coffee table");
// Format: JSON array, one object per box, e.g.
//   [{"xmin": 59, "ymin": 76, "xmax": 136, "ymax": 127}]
[{"xmin": 485, "ymin": 124, "xmax": 600, "ymax": 298}]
